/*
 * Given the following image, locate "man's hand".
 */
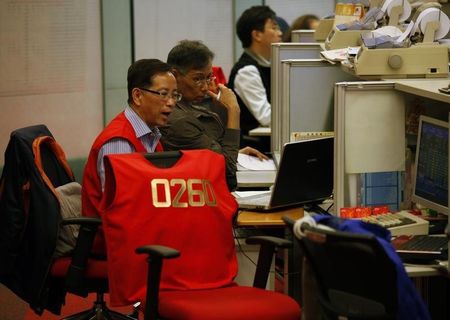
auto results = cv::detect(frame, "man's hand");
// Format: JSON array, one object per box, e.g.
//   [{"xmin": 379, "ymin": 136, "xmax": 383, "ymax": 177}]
[
  {"xmin": 208, "ymin": 84, "xmax": 239, "ymax": 111},
  {"xmin": 239, "ymin": 146, "xmax": 269, "ymax": 160},
  {"xmin": 208, "ymin": 84, "xmax": 240, "ymax": 129}
]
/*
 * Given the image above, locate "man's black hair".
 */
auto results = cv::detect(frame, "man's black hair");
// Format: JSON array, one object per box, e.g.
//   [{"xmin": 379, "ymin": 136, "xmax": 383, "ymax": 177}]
[
  {"xmin": 127, "ymin": 59, "xmax": 172, "ymax": 103},
  {"xmin": 236, "ymin": 5, "xmax": 277, "ymax": 48}
]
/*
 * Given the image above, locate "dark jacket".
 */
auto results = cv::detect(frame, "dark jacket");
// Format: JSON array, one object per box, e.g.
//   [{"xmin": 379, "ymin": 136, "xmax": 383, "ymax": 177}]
[
  {"xmin": 0, "ymin": 125, "xmax": 73, "ymax": 315},
  {"xmin": 160, "ymin": 101, "xmax": 240, "ymax": 191}
]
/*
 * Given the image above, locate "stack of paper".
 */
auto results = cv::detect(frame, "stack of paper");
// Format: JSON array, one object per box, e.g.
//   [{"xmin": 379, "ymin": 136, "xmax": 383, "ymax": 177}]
[{"xmin": 237, "ymin": 153, "xmax": 276, "ymax": 171}]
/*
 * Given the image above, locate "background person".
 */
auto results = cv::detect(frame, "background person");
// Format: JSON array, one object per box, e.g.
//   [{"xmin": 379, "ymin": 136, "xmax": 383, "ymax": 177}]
[
  {"xmin": 276, "ymin": 16, "xmax": 290, "ymax": 38},
  {"xmin": 228, "ymin": 5, "xmax": 282, "ymax": 153},
  {"xmin": 283, "ymin": 14, "xmax": 320, "ymax": 42}
]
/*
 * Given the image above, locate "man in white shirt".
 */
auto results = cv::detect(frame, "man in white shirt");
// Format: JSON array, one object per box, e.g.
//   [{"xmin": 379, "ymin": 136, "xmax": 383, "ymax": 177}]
[{"xmin": 228, "ymin": 5, "xmax": 282, "ymax": 152}]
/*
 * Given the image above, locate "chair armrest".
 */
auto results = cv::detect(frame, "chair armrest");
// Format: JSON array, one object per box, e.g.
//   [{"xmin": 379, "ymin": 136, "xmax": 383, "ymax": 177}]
[
  {"xmin": 60, "ymin": 217, "xmax": 102, "ymax": 227},
  {"xmin": 246, "ymin": 235, "xmax": 292, "ymax": 248},
  {"xmin": 245, "ymin": 236, "xmax": 292, "ymax": 289},
  {"xmin": 62, "ymin": 217, "xmax": 102, "ymax": 295},
  {"xmin": 282, "ymin": 215, "xmax": 296, "ymax": 228},
  {"xmin": 136, "ymin": 245, "xmax": 180, "ymax": 259},
  {"xmin": 136, "ymin": 245, "xmax": 180, "ymax": 320}
]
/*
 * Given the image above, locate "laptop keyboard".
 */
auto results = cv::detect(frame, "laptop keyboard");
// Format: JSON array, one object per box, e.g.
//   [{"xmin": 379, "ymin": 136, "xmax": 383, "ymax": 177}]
[{"xmin": 237, "ymin": 191, "xmax": 271, "ymax": 205}]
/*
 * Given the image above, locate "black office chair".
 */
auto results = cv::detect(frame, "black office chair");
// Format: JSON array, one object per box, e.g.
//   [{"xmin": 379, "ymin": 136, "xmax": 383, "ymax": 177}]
[{"xmin": 284, "ymin": 217, "xmax": 397, "ymax": 320}]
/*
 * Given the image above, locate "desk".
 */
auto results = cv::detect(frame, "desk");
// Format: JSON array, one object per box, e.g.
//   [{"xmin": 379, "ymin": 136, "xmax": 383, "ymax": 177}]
[
  {"xmin": 235, "ymin": 207, "xmax": 304, "ymax": 304},
  {"xmin": 406, "ymin": 263, "xmax": 450, "ymax": 319},
  {"xmin": 249, "ymin": 126, "xmax": 271, "ymax": 137},
  {"xmin": 393, "ymin": 79, "xmax": 450, "ymax": 104},
  {"xmin": 405, "ymin": 264, "xmax": 444, "ymax": 278},
  {"xmin": 237, "ymin": 207, "xmax": 303, "ymax": 226}
]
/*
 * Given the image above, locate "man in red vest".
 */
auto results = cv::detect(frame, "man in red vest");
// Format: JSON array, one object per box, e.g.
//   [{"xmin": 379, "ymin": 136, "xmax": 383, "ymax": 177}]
[{"xmin": 82, "ymin": 58, "xmax": 179, "ymax": 235}]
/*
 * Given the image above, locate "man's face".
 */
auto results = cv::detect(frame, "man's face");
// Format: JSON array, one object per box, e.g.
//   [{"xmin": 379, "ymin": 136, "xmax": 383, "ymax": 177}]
[
  {"xmin": 176, "ymin": 63, "xmax": 213, "ymax": 104},
  {"xmin": 259, "ymin": 18, "xmax": 282, "ymax": 49},
  {"xmin": 133, "ymin": 72, "xmax": 178, "ymax": 127}
]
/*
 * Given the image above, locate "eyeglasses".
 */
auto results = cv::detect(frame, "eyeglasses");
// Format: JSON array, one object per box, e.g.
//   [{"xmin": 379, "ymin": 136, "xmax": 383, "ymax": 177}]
[
  {"xmin": 189, "ymin": 75, "xmax": 217, "ymax": 87},
  {"xmin": 139, "ymin": 88, "xmax": 182, "ymax": 102}
]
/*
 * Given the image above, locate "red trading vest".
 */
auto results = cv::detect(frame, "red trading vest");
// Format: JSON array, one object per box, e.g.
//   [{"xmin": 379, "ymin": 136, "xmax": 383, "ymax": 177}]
[
  {"xmin": 212, "ymin": 66, "xmax": 227, "ymax": 85},
  {"xmin": 101, "ymin": 150, "xmax": 238, "ymax": 306},
  {"xmin": 81, "ymin": 111, "xmax": 163, "ymax": 218}
]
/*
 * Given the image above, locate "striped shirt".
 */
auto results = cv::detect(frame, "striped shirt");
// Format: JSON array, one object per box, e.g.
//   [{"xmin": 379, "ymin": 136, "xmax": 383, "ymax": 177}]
[{"xmin": 97, "ymin": 106, "xmax": 162, "ymax": 189}]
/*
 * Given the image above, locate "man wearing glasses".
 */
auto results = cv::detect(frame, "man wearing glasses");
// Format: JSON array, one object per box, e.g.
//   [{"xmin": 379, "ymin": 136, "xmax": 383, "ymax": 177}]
[
  {"xmin": 161, "ymin": 40, "xmax": 266, "ymax": 191},
  {"xmin": 82, "ymin": 59, "xmax": 179, "ymax": 220}
]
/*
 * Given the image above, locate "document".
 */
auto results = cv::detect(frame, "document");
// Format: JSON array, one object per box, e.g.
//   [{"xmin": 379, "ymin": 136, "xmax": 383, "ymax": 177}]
[
  {"xmin": 320, "ymin": 48, "xmax": 349, "ymax": 62},
  {"xmin": 237, "ymin": 153, "xmax": 276, "ymax": 171}
]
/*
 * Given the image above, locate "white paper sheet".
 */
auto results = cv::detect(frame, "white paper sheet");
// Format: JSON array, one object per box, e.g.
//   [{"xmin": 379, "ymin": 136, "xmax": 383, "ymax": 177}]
[{"xmin": 237, "ymin": 153, "xmax": 276, "ymax": 171}]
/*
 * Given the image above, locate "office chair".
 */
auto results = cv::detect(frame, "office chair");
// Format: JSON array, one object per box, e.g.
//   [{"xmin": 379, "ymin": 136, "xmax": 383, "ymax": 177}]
[
  {"xmin": 284, "ymin": 217, "xmax": 398, "ymax": 320},
  {"xmin": 135, "ymin": 235, "xmax": 299, "ymax": 320},
  {"xmin": 0, "ymin": 125, "xmax": 133, "ymax": 319},
  {"xmin": 101, "ymin": 151, "xmax": 301, "ymax": 320}
]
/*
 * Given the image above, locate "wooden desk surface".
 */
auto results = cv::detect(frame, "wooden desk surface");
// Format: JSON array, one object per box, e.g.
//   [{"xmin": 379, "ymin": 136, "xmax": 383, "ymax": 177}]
[
  {"xmin": 237, "ymin": 207, "xmax": 304, "ymax": 226},
  {"xmin": 405, "ymin": 264, "xmax": 444, "ymax": 277}
]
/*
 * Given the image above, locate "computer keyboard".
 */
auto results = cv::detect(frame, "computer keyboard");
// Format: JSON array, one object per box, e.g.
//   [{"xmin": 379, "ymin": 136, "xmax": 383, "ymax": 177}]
[
  {"xmin": 361, "ymin": 212, "xmax": 416, "ymax": 228},
  {"xmin": 398, "ymin": 235, "xmax": 448, "ymax": 252},
  {"xmin": 393, "ymin": 235, "xmax": 448, "ymax": 261},
  {"xmin": 359, "ymin": 211, "xmax": 429, "ymax": 236}
]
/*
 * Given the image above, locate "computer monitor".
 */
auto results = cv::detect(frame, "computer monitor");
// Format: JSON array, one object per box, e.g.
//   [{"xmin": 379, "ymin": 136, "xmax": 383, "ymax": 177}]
[{"xmin": 411, "ymin": 115, "xmax": 449, "ymax": 215}]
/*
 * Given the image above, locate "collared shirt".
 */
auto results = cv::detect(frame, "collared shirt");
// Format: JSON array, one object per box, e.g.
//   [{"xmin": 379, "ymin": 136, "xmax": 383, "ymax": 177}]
[
  {"xmin": 246, "ymin": 49, "xmax": 271, "ymax": 67},
  {"xmin": 97, "ymin": 105, "xmax": 161, "ymax": 189},
  {"xmin": 233, "ymin": 49, "xmax": 271, "ymax": 126}
]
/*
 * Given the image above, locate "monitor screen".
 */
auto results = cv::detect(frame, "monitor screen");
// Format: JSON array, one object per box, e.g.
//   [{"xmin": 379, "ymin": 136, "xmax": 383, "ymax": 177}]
[{"xmin": 412, "ymin": 115, "xmax": 449, "ymax": 215}]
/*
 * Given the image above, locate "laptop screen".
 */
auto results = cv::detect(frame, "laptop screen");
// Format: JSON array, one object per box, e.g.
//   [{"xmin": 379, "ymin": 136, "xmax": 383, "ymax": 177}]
[{"xmin": 270, "ymin": 137, "xmax": 334, "ymax": 207}]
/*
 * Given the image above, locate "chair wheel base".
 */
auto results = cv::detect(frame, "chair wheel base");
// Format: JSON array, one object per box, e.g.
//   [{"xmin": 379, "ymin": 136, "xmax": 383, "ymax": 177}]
[{"xmin": 61, "ymin": 301, "xmax": 137, "ymax": 320}]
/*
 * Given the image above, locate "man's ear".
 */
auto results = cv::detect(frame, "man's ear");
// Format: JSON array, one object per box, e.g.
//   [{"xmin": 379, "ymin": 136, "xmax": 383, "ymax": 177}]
[
  {"xmin": 251, "ymin": 29, "xmax": 262, "ymax": 43},
  {"xmin": 131, "ymin": 87, "xmax": 143, "ymax": 106},
  {"xmin": 171, "ymin": 68, "xmax": 181, "ymax": 78}
]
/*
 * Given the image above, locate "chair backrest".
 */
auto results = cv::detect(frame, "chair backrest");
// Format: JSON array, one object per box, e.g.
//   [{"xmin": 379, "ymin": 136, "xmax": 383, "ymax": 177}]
[
  {"xmin": 101, "ymin": 150, "xmax": 238, "ymax": 306},
  {"xmin": 296, "ymin": 224, "xmax": 397, "ymax": 319},
  {"xmin": 0, "ymin": 125, "xmax": 74, "ymax": 314}
]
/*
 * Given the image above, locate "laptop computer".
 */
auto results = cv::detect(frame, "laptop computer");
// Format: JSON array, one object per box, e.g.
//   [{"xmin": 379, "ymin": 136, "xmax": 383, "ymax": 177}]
[{"xmin": 236, "ymin": 137, "xmax": 334, "ymax": 211}]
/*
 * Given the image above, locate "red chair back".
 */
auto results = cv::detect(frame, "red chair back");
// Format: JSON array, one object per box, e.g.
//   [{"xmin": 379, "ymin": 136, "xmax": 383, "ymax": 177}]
[{"xmin": 101, "ymin": 150, "xmax": 238, "ymax": 306}]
